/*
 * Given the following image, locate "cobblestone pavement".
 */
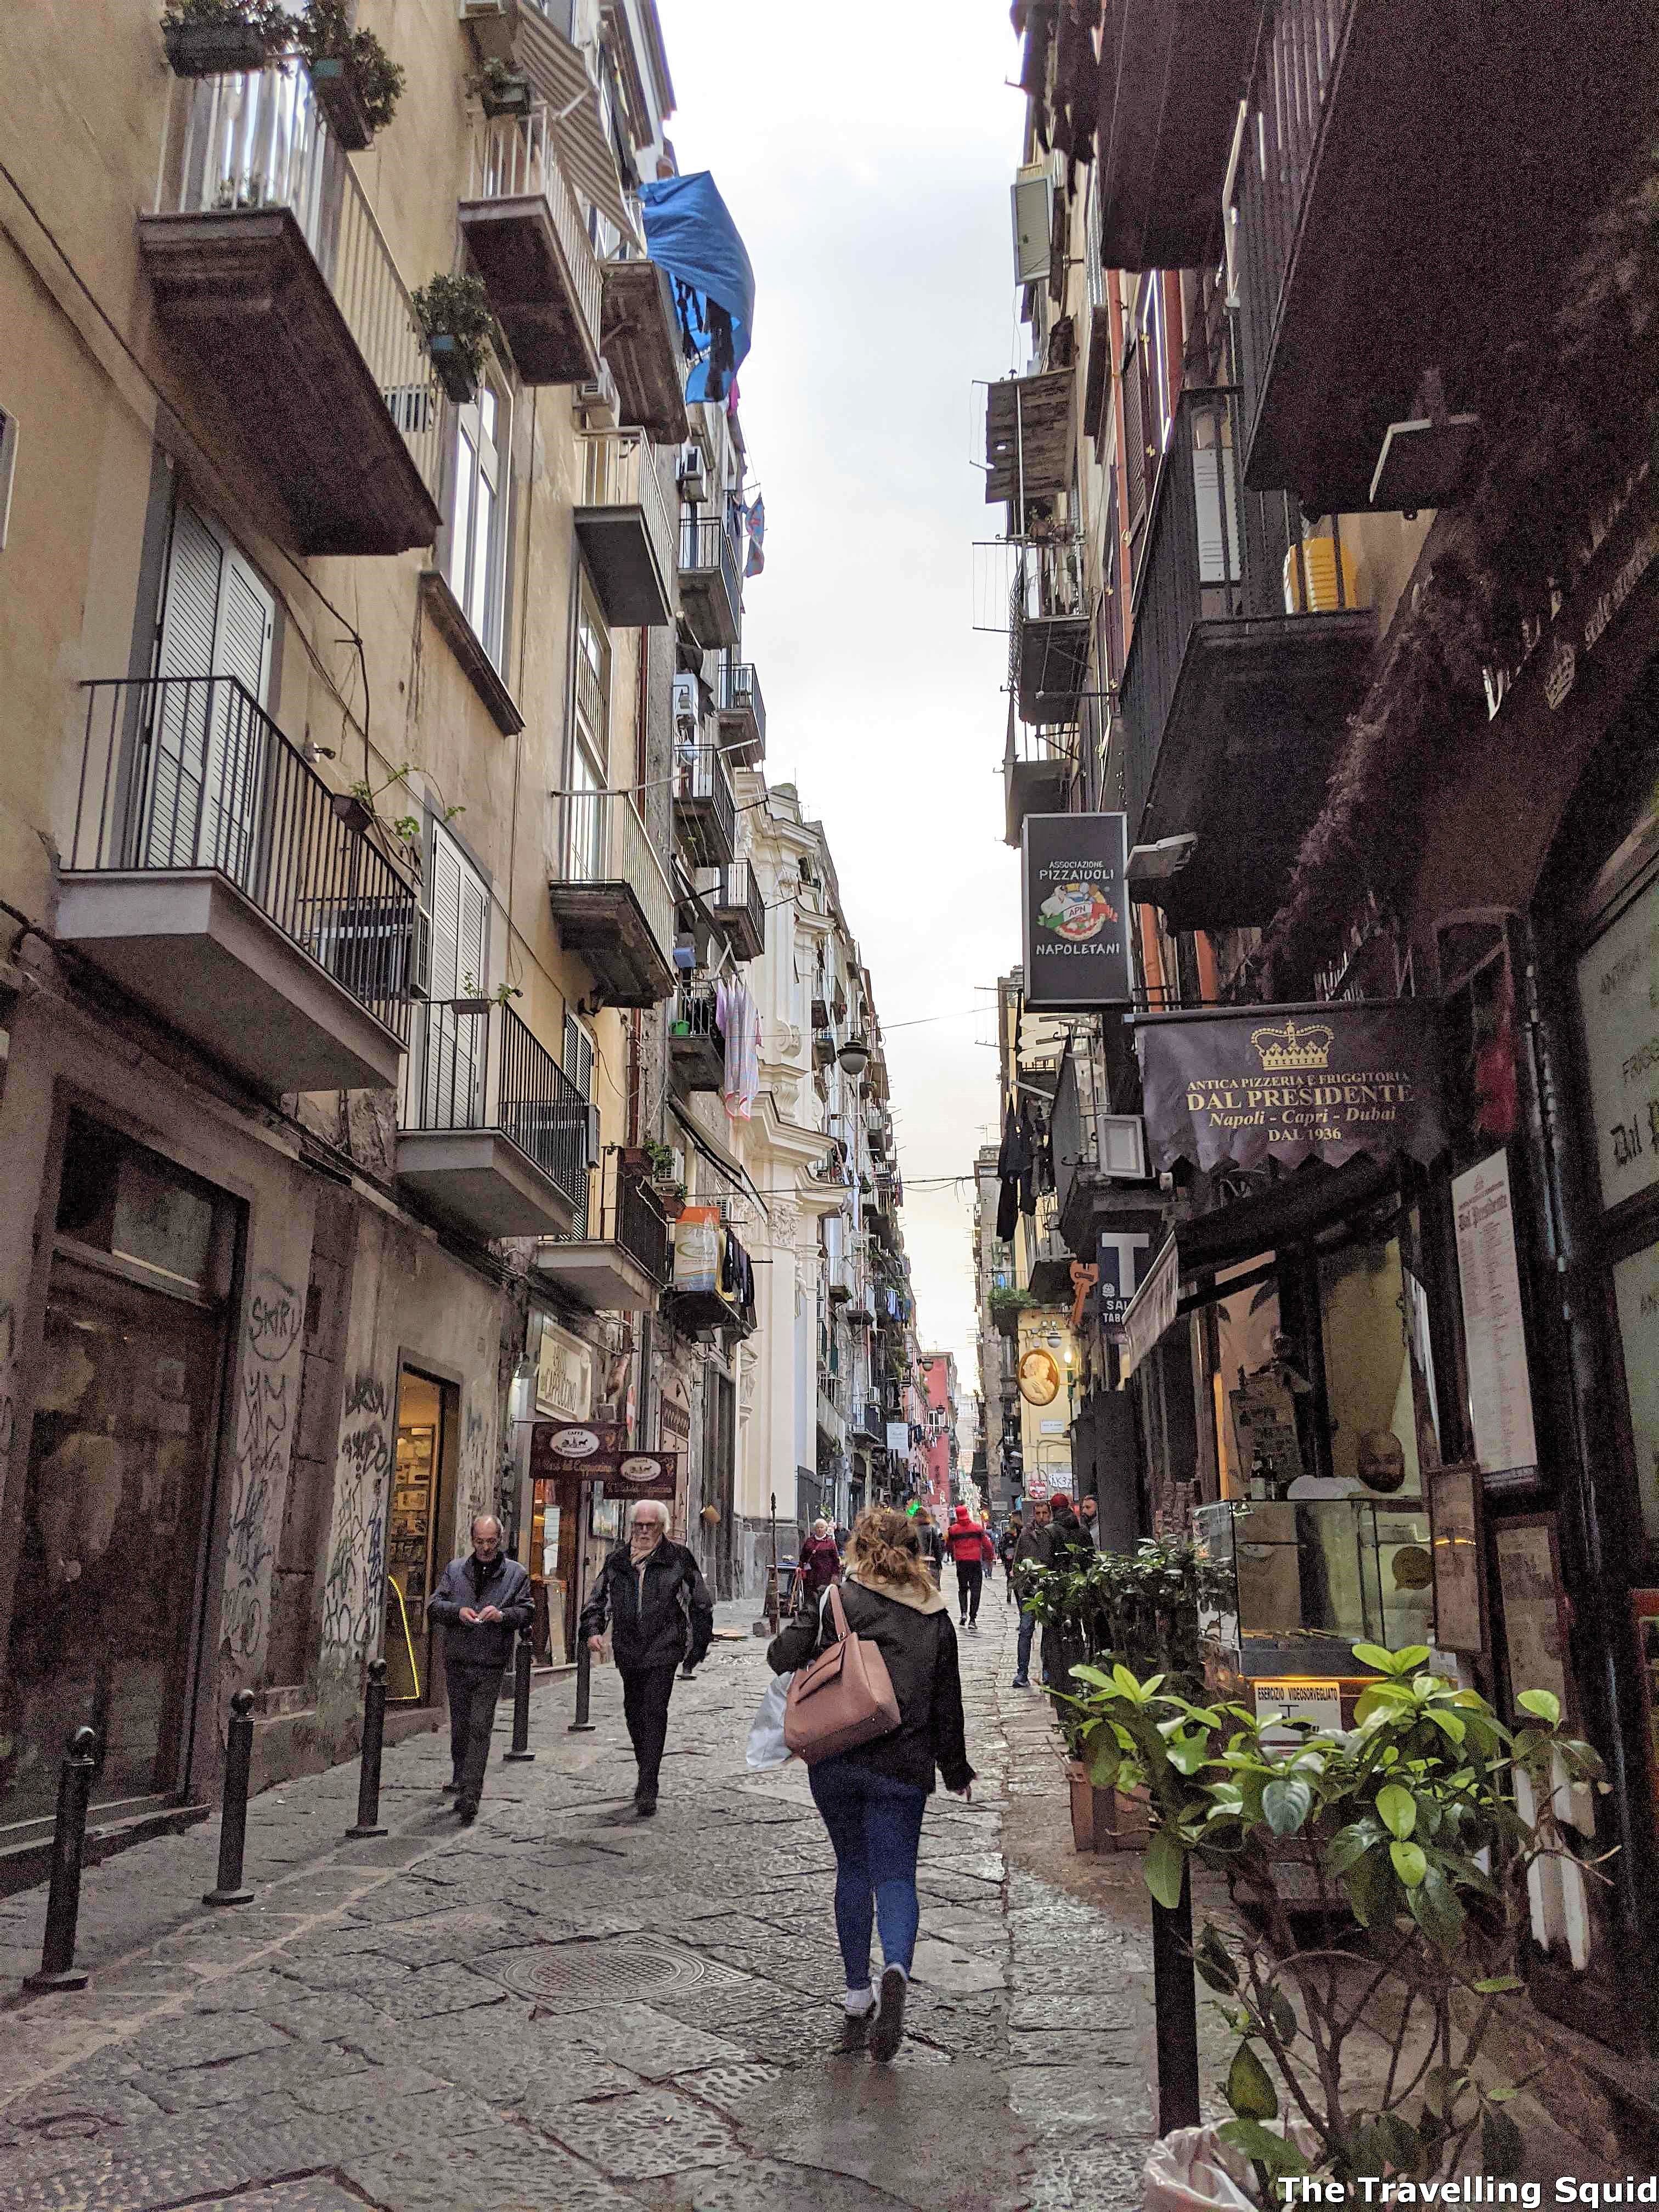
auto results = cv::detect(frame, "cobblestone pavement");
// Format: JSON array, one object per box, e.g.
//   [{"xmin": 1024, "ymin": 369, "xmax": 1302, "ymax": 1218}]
[{"xmin": 0, "ymin": 1591, "xmax": 1184, "ymax": 2211}]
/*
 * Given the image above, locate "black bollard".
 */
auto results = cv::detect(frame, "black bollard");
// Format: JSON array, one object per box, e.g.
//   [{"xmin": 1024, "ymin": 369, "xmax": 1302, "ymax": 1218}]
[
  {"xmin": 345, "ymin": 1658, "xmax": 389, "ymax": 1839},
  {"xmin": 204, "ymin": 1690, "xmax": 257, "ymax": 1906},
  {"xmin": 1152, "ymin": 1859, "xmax": 1201, "ymax": 2135},
  {"xmin": 24, "ymin": 1726, "xmax": 99, "ymax": 1993},
  {"xmin": 568, "ymin": 1636, "xmax": 596, "ymax": 1733},
  {"xmin": 503, "ymin": 1635, "xmax": 535, "ymax": 1762}
]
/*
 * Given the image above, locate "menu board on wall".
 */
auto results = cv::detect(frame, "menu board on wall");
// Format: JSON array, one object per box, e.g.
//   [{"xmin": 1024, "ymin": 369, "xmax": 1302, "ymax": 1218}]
[
  {"xmin": 1611, "ymin": 1240, "xmax": 1659, "ymax": 1548},
  {"xmin": 1452, "ymin": 1153, "xmax": 1539, "ymax": 1482},
  {"xmin": 1576, "ymin": 874, "xmax": 1659, "ymax": 1211},
  {"xmin": 1493, "ymin": 1516, "xmax": 1573, "ymax": 1723}
]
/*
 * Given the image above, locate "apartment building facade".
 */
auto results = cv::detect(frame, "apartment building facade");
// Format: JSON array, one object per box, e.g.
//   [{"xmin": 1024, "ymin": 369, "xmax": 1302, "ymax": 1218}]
[
  {"xmin": 984, "ymin": 0, "xmax": 1659, "ymax": 2076},
  {"xmin": 0, "ymin": 0, "xmax": 774, "ymax": 1858}
]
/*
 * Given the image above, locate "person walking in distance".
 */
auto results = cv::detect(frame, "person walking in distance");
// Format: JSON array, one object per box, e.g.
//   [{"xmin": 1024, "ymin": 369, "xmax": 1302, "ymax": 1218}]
[
  {"xmin": 768, "ymin": 1506, "xmax": 974, "ymax": 2062},
  {"xmin": 798, "ymin": 1517, "xmax": 843, "ymax": 1600},
  {"xmin": 906, "ymin": 1499, "xmax": 944, "ymax": 1585},
  {"xmin": 1010, "ymin": 1498, "xmax": 1053, "ymax": 1688},
  {"xmin": 945, "ymin": 1503, "xmax": 992, "ymax": 1629},
  {"xmin": 426, "ymin": 1515, "xmax": 533, "ymax": 1824},
  {"xmin": 998, "ymin": 1514, "xmax": 1023, "ymax": 1605},
  {"xmin": 1041, "ymin": 1493, "xmax": 1093, "ymax": 1694},
  {"xmin": 579, "ymin": 1500, "xmax": 713, "ymax": 1820}
]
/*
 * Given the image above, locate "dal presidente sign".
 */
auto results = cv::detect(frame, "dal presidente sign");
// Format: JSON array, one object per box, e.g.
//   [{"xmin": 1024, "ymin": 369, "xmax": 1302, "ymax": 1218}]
[{"xmin": 1138, "ymin": 1001, "xmax": 1446, "ymax": 1173}]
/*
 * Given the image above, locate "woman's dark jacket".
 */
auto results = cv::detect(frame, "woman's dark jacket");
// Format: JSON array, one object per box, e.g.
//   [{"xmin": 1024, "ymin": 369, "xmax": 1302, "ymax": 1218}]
[
  {"xmin": 579, "ymin": 1539, "xmax": 713, "ymax": 1672},
  {"xmin": 797, "ymin": 1532, "xmax": 842, "ymax": 1593},
  {"xmin": 768, "ymin": 1581, "xmax": 975, "ymax": 1796}
]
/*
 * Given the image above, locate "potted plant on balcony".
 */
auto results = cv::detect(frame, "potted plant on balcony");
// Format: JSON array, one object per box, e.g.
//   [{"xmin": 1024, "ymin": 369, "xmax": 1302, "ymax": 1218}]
[
  {"xmin": 411, "ymin": 272, "xmax": 494, "ymax": 405},
  {"xmin": 477, "ymin": 57, "xmax": 534, "ymax": 119},
  {"xmin": 161, "ymin": 0, "xmax": 290, "ymax": 77},
  {"xmin": 296, "ymin": 0, "xmax": 404, "ymax": 151},
  {"xmin": 988, "ymin": 1284, "xmax": 1032, "ymax": 1339},
  {"xmin": 1068, "ymin": 1648, "xmax": 1607, "ymax": 2207}
]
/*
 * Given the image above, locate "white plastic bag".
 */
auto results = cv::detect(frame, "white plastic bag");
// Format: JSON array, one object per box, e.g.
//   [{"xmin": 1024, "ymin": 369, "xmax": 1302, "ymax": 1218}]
[
  {"xmin": 1143, "ymin": 2124, "xmax": 1316, "ymax": 2210},
  {"xmin": 746, "ymin": 1672, "xmax": 793, "ymax": 1770}
]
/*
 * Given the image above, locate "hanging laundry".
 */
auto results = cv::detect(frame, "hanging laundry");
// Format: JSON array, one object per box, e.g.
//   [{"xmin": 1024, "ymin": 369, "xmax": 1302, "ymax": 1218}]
[
  {"xmin": 638, "ymin": 174, "xmax": 755, "ymax": 404},
  {"xmin": 716, "ymin": 975, "xmax": 759, "ymax": 1121},
  {"xmin": 995, "ymin": 1100, "xmax": 1029, "ymax": 1242},
  {"xmin": 744, "ymin": 493, "xmax": 766, "ymax": 578}
]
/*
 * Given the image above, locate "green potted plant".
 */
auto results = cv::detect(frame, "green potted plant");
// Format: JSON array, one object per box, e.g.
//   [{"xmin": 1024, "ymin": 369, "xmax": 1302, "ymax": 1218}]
[
  {"xmin": 477, "ymin": 57, "xmax": 534, "ymax": 119},
  {"xmin": 1068, "ymin": 1645, "xmax": 1608, "ymax": 2205},
  {"xmin": 161, "ymin": 0, "xmax": 290, "ymax": 77},
  {"xmin": 411, "ymin": 272, "xmax": 494, "ymax": 404},
  {"xmin": 297, "ymin": 0, "xmax": 404, "ymax": 151},
  {"xmin": 988, "ymin": 1284, "xmax": 1033, "ymax": 1339}
]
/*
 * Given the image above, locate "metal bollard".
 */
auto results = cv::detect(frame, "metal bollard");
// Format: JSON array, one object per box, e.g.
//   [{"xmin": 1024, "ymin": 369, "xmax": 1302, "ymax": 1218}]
[
  {"xmin": 345, "ymin": 1658, "xmax": 389, "ymax": 1839},
  {"xmin": 24, "ymin": 1727, "xmax": 99, "ymax": 1992},
  {"xmin": 568, "ymin": 1637, "xmax": 596, "ymax": 1733},
  {"xmin": 1152, "ymin": 1859, "xmax": 1201, "ymax": 2135},
  {"xmin": 204, "ymin": 1690, "xmax": 257, "ymax": 1906},
  {"xmin": 503, "ymin": 1635, "xmax": 535, "ymax": 1762}
]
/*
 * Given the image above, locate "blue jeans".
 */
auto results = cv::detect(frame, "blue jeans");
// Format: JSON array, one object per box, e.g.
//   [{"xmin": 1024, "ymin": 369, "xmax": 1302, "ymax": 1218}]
[
  {"xmin": 809, "ymin": 1759, "xmax": 928, "ymax": 1987},
  {"xmin": 1015, "ymin": 1605, "xmax": 1039, "ymax": 1680}
]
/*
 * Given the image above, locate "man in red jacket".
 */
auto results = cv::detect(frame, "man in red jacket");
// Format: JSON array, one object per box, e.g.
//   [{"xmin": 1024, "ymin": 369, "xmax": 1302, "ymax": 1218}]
[{"xmin": 945, "ymin": 1504, "xmax": 994, "ymax": 1629}]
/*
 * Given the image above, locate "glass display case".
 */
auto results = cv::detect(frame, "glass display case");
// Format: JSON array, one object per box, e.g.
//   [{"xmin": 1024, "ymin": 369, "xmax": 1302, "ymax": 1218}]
[{"xmin": 1194, "ymin": 1496, "xmax": 1436, "ymax": 1701}]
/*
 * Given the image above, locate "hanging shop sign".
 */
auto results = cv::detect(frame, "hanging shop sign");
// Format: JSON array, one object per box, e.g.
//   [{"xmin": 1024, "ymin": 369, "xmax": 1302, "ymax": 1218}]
[
  {"xmin": 1575, "ymin": 870, "xmax": 1659, "ymax": 1212},
  {"xmin": 1017, "ymin": 1346, "xmax": 1063, "ymax": 1406},
  {"xmin": 1452, "ymin": 1153, "xmax": 1539, "ymax": 1483},
  {"xmin": 529, "ymin": 1420, "xmax": 627, "ymax": 1482},
  {"xmin": 1122, "ymin": 1232, "xmax": 1181, "ymax": 1379},
  {"xmin": 1020, "ymin": 812, "xmax": 1133, "ymax": 1012},
  {"xmin": 1137, "ymin": 1000, "xmax": 1446, "ymax": 1175},
  {"xmin": 1096, "ymin": 1228, "xmax": 1154, "ymax": 1337},
  {"xmin": 608, "ymin": 1452, "xmax": 678, "ymax": 1504},
  {"xmin": 534, "ymin": 1317, "xmax": 593, "ymax": 1421}
]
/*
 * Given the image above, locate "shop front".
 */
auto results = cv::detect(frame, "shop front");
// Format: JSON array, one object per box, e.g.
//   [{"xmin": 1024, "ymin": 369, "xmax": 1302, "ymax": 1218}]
[{"xmin": 524, "ymin": 1312, "xmax": 594, "ymax": 1664}]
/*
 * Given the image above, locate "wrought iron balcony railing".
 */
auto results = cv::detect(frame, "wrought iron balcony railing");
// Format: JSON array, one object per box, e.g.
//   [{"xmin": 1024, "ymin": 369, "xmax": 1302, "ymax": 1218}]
[{"xmin": 400, "ymin": 997, "xmax": 587, "ymax": 1206}]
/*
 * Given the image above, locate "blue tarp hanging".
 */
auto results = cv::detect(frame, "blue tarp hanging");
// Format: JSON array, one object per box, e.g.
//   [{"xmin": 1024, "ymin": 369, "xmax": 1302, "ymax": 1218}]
[{"xmin": 638, "ymin": 173, "xmax": 755, "ymax": 406}]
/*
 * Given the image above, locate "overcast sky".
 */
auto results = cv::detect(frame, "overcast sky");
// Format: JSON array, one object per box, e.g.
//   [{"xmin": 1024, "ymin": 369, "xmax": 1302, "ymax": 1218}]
[{"xmin": 663, "ymin": 0, "xmax": 1025, "ymax": 1397}]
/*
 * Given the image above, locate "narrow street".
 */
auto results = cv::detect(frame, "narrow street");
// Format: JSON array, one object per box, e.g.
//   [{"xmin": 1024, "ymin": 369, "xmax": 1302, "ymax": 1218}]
[{"xmin": 0, "ymin": 1600, "xmax": 1177, "ymax": 2212}]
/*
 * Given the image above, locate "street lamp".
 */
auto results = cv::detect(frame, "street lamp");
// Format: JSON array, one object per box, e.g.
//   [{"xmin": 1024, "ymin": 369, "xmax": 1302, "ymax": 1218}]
[{"xmin": 837, "ymin": 1035, "xmax": 870, "ymax": 1078}]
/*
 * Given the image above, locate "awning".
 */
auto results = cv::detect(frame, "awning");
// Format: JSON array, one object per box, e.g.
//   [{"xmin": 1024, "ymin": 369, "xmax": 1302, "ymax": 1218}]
[{"xmin": 511, "ymin": 7, "xmax": 640, "ymax": 246}]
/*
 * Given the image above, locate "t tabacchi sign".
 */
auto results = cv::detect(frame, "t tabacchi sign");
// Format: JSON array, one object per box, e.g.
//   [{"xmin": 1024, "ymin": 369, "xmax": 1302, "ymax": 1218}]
[
  {"xmin": 1137, "ymin": 1001, "xmax": 1446, "ymax": 1173},
  {"xmin": 1020, "ymin": 812, "xmax": 1133, "ymax": 1011}
]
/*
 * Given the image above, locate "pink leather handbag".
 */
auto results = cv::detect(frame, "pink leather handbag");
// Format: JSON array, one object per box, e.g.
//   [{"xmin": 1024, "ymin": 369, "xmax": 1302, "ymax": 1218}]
[{"xmin": 782, "ymin": 1584, "xmax": 901, "ymax": 1764}]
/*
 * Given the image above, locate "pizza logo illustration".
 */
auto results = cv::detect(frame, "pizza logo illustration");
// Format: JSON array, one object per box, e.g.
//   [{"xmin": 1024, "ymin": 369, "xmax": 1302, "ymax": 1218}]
[{"xmin": 1037, "ymin": 881, "xmax": 1117, "ymax": 943}]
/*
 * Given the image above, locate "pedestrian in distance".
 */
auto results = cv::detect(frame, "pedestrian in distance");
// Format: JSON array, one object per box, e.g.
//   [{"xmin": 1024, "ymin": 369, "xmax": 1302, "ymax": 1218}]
[
  {"xmin": 1010, "ymin": 1498, "xmax": 1053, "ymax": 1688},
  {"xmin": 998, "ymin": 1514, "xmax": 1023, "ymax": 1605},
  {"xmin": 798, "ymin": 1517, "xmax": 843, "ymax": 1598},
  {"xmin": 906, "ymin": 1499, "xmax": 944, "ymax": 1585},
  {"xmin": 426, "ymin": 1515, "xmax": 533, "ymax": 1824},
  {"xmin": 945, "ymin": 1503, "xmax": 993, "ymax": 1628},
  {"xmin": 579, "ymin": 1499, "xmax": 713, "ymax": 1820},
  {"xmin": 768, "ymin": 1505, "xmax": 975, "ymax": 2062},
  {"xmin": 1041, "ymin": 1493, "xmax": 1093, "ymax": 1695}
]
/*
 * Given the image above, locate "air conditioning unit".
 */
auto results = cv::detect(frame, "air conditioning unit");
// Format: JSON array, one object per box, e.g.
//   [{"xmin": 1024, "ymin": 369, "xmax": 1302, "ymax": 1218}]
[
  {"xmin": 573, "ymin": 364, "xmax": 619, "ymax": 430},
  {"xmin": 1011, "ymin": 162, "xmax": 1052, "ymax": 287},
  {"xmin": 672, "ymin": 673, "xmax": 700, "ymax": 740},
  {"xmin": 679, "ymin": 454, "xmax": 708, "ymax": 504}
]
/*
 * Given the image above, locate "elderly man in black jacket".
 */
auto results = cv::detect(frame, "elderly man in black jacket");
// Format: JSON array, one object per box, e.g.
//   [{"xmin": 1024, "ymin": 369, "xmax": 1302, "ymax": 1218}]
[
  {"xmin": 579, "ymin": 1500, "xmax": 713, "ymax": 1819},
  {"xmin": 426, "ymin": 1515, "xmax": 534, "ymax": 1823}
]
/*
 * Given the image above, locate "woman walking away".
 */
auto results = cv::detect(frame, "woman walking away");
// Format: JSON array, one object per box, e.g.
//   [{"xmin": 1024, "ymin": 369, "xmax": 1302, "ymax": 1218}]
[{"xmin": 769, "ymin": 1505, "xmax": 975, "ymax": 2062}]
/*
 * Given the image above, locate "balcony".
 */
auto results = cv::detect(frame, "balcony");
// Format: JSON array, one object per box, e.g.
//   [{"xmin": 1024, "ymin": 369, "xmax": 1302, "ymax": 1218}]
[
  {"xmin": 984, "ymin": 370, "xmax": 1076, "ymax": 510},
  {"xmin": 714, "ymin": 662, "xmax": 765, "ymax": 766},
  {"xmin": 534, "ymin": 1154, "xmax": 668, "ymax": 1313},
  {"xmin": 816, "ymin": 1387, "xmax": 847, "ymax": 1450},
  {"xmin": 397, "ymin": 1000, "xmax": 584, "ymax": 1239},
  {"xmin": 1094, "ymin": 1, "xmax": 1254, "ymax": 268},
  {"xmin": 549, "ymin": 795, "xmax": 677, "ymax": 1007},
  {"xmin": 1120, "ymin": 389, "xmax": 1375, "ymax": 932},
  {"xmin": 664, "ymin": 1223, "xmax": 756, "ymax": 1340},
  {"xmin": 1003, "ymin": 721, "xmax": 1071, "ymax": 849},
  {"xmin": 673, "ymin": 744, "xmax": 736, "ymax": 870},
  {"xmin": 459, "ymin": 105, "xmax": 601, "ymax": 385},
  {"xmin": 667, "ymin": 983, "xmax": 723, "ymax": 1093},
  {"xmin": 1230, "ymin": 0, "xmax": 1656, "ymax": 514},
  {"xmin": 601, "ymin": 257, "xmax": 690, "ymax": 444},
  {"xmin": 850, "ymin": 1402, "xmax": 885, "ymax": 1447},
  {"xmin": 140, "ymin": 64, "xmax": 442, "ymax": 556},
  {"xmin": 1011, "ymin": 536, "xmax": 1090, "ymax": 726},
  {"xmin": 678, "ymin": 516, "xmax": 742, "ymax": 650},
  {"xmin": 573, "ymin": 433, "xmax": 676, "ymax": 627},
  {"xmin": 699, "ymin": 860, "xmax": 766, "ymax": 963},
  {"xmin": 58, "ymin": 678, "xmax": 412, "ymax": 1093}
]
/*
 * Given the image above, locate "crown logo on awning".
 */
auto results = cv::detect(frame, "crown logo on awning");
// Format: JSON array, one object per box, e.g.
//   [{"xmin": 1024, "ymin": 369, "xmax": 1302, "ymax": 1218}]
[{"xmin": 1249, "ymin": 1019, "xmax": 1334, "ymax": 1073}]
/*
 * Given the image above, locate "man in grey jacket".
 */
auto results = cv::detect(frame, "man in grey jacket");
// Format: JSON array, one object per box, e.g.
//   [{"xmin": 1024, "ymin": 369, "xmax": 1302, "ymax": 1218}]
[
  {"xmin": 1010, "ymin": 1499, "xmax": 1053, "ymax": 1689},
  {"xmin": 426, "ymin": 1516, "xmax": 533, "ymax": 1822}
]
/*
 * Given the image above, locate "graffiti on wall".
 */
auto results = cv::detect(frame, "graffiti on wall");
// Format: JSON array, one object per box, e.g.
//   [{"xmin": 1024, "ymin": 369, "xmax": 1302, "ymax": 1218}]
[
  {"xmin": 457, "ymin": 1393, "xmax": 491, "ymax": 1536},
  {"xmin": 222, "ymin": 1269, "xmax": 301, "ymax": 1661},
  {"xmin": 321, "ymin": 1368, "xmax": 391, "ymax": 1658}
]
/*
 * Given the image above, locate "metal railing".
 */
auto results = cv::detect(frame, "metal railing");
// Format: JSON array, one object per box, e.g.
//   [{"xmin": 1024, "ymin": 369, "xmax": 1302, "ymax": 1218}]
[
  {"xmin": 155, "ymin": 61, "xmax": 442, "ymax": 511},
  {"xmin": 1121, "ymin": 388, "xmax": 1309, "ymax": 834},
  {"xmin": 679, "ymin": 514, "xmax": 742, "ymax": 608},
  {"xmin": 465, "ymin": 103, "xmax": 602, "ymax": 363},
  {"xmin": 671, "ymin": 980, "xmax": 721, "ymax": 1041},
  {"xmin": 707, "ymin": 859, "xmax": 765, "ymax": 947},
  {"xmin": 716, "ymin": 661, "xmax": 766, "ymax": 748},
  {"xmin": 613, "ymin": 794, "xmax": 677, "ymax": 974},
  {"xmin": 580, "ymin": 431, "xmax": 677, "ymax": 598},
  {"xmin": 71, "ymin": 676, "xmax": 414, "ymax": 1043},
  {"xmin": 674, "ymin": 744, "xmax": 736, "ymax": 854},
  {"xmin": 400, "ymin": 998, "xmax": 586, "ymax": 1206},
  {"xmin": 1229, "ymin": 0, "xmax": 1351, "ymax": 462}
]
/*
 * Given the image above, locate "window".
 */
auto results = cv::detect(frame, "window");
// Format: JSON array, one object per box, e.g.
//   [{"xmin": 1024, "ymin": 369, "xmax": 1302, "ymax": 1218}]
[
  {"xmin": 446, "ymin": 373, "xmax": 508, "ymax": 669},
  {"xmin": 567, "ymin": 581, "xmax": 610, "ymax": 880},
  {"xmin": 421, "ymin": 821, "xmax": 490, "ymax": 1127}
]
